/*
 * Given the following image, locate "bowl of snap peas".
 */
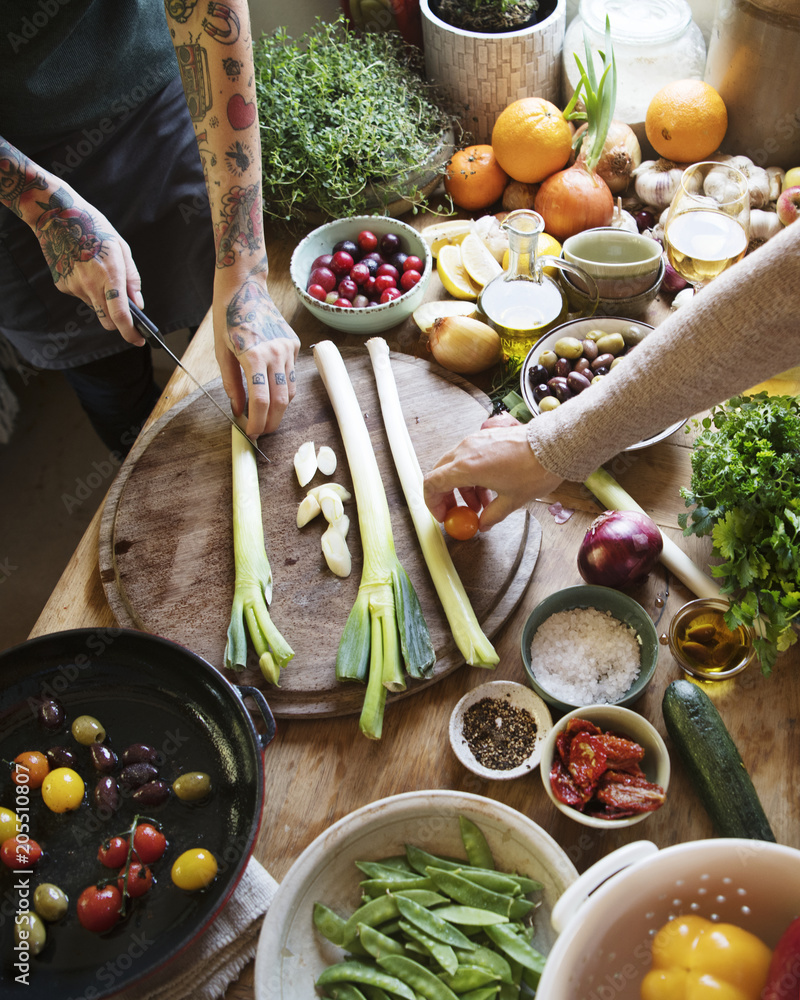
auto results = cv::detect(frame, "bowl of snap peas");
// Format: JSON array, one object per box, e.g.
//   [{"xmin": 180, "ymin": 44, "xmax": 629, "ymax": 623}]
[{"xmin": 253, "ymin": 789, "xmax": 578, "ymax": 999}]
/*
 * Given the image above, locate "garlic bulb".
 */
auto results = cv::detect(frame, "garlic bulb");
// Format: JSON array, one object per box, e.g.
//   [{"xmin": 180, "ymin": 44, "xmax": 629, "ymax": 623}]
[
  {"xmin": 749, "ymin": 208, "xmax": 783, "ymax": 242},
  {"xmin": 633, "ymin": 160, "xmax": 686, "ymax": 210},
  {"xmin": 766, "ymin": 166, "xmax": 786, "ymax": 202},
  {"xmin": 608, "ymin": 197, "xmax": 639, "ymax": 232},
  {"xmin": 708, "ymin": 153, "xmax": 771, "ymax": 209},
  {"xmin": 427, "ymin": 315, "xmax": 502, "ymax": 374},
  {"xmin": 472, "ymin": 214, "xmax": 508, "ymax": 263},
  {"xmin": 670, "ymin": 287, "xmax": 695, "ymax": 311}
]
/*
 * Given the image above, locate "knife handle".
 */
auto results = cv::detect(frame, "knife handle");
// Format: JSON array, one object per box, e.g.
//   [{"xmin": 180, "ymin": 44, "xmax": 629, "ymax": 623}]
[{"xmin": 127, "ymin": 298, "xmax": 163, "ymax": 348}]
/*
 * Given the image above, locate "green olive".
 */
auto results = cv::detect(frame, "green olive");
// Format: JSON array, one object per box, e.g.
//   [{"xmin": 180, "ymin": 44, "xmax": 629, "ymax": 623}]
[
  {"xmin": 595, "ymin": 332, "xmax": 626, "ymax": 355},
  {"xmin": 591, "ymin": 374, "xmax": 606, "ymax": 385},
  {"xmin": 538, "ymin": 396, "xmax": 561, "ymax": 412},
  {"xmin": 172, "ymin": 771, "xmax": 212, "ymax": 802},
  {"xmin": 14, "ymin": 911, "xmax": 46, "ymax": 956},
  {"xmin": 33, "ymin": 883, "xmax": 69, "ymax": 922},
  {"xmin": 621, "ymin": 323, "xmax": 647, "ymax": 346},
  {"xmin": 583, "ymin": 329, "xmax": 605, "ymax": 342},
  {"xmin": 538, "ymin": 349, "xmax": 558, "ymax": 372},
  {"xmin": 71, "ymin": 714, "xmax": 106, "ymax": 745},
  {"xmin": 610, "ymin": 356, "xmax": 625, "ymax": 369},
  {"xmin": 553, "ymin": 336, "xmax": 583, "ymax": 359}
]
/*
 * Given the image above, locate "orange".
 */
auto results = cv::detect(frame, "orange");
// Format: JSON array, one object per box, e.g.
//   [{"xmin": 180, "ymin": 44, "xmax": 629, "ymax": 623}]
[
  {"xmin": 645, "ymin": 79, "xmax": 728, "ymax": 163},
  {"xmin": 444, "ymin": 145, "xmax": 509, "ymax": 211},
  {"xmin": 491, "ymin": 98, "xmax": 573, "ymax": 184}
]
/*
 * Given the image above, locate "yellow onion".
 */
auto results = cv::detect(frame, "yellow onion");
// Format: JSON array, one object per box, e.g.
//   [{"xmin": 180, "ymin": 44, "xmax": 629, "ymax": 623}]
[
  {"xmin": 573, "ymin": 119, "xmax": 641, "ymax": 195},
  {"xmin": 427, "ymin": 315, "xmax": 502, "ymax": 374},
  {"xmin": 534, "ymin": 162, "xmax": 614, "ymax": 241}
]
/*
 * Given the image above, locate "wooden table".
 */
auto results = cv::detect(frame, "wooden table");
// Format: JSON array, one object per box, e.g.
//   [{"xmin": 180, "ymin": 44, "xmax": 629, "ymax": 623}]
[{"xmin": 28, "ymin": 214, "xmax": 800, "ymax": 999}]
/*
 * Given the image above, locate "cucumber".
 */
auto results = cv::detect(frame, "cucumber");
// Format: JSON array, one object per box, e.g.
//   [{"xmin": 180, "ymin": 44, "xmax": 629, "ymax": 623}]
[{"xmin": 662, "ymin": 678, "xmax": 776, "ymax": 842}]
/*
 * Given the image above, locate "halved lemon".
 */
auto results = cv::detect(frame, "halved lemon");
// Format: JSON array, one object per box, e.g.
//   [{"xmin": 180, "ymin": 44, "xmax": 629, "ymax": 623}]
[
  {"xmin": 436, "ymin": 244, "xmax": 480, "ymax": 300},
  {"xmin": 412, "ymin": 298, "xmax": 479, "ymax": 334},
  {"xmin": 420, "ymin": 220, "xmax": 473, "ymax": 258},
  {"xmin": 460, "ymin": 232, "xmax": 503, "ymax": 289}
]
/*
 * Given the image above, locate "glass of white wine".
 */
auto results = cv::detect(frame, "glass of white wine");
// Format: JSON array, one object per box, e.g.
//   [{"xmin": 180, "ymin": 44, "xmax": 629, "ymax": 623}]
[{"xmin": 665, "ymin": 161, "xmax": 750, "ymax": 293}]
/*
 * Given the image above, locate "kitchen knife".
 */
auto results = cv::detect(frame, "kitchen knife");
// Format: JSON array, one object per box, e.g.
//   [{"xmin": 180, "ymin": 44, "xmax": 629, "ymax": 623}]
[{"xmin": 127, "ymin": 298, "xmax": 270, "ymax": 462}]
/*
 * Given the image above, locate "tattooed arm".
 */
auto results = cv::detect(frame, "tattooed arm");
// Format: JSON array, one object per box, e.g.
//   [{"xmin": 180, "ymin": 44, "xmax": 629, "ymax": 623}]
[
  {"xmin": 0, "ymin": 136, "xmax": 145, "ymax": 344},
  {"xmin": 164, "ymin": 0, "xmax": 299, "ymax": 436}
]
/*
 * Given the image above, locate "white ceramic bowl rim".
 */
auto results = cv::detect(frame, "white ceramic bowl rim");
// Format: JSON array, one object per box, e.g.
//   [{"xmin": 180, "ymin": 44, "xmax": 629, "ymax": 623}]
[
  {"xmin": 563, "ymin": 227, "xmax": 663, "ymax": 277},
  {"xmin": 420, "ymin": 0, "xmax": 566, "ymax": 40}
]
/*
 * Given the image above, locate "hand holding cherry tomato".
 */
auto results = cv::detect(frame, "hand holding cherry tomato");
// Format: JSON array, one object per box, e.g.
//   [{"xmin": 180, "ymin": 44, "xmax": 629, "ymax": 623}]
[{"xmin": 443, "ymin": 505, "xmax": 480, "ymax": 540}]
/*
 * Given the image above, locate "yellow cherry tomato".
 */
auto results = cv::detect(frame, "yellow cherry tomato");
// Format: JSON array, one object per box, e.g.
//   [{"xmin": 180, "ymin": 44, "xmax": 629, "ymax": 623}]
[
  {"xmin": 0, "ymin": 807, "xmax": 20, "ymax": 842},
  {"xmin": 41, "ymin": 767, "xmax": 85, "ymax": 813},
  {"xmin": 171, "ymin": 848, "xmax": 218, "ymax": 891},
  {"xmin": 443, "ymin": 505, "xmax": 480, "ymax": 541}
]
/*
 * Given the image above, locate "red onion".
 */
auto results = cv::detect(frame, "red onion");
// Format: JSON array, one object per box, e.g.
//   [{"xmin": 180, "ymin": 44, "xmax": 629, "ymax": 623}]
[
  {"xmin": 661, "ymin": 256, "xmax": 689, "ymax": 294},
  {"xmin": 577, "ymin": 510, "xmax": 663, "ymax": 588}
]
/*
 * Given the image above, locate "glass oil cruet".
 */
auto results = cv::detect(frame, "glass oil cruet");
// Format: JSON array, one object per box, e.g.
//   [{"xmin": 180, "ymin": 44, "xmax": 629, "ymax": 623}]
[{"xmin": 478, "ymin": 209, "xmax": 599, "ymax": 367}]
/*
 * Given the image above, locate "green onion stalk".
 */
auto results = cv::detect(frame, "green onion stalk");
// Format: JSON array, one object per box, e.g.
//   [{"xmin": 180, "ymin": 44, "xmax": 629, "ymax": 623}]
[
  {"xmin": 313, "ymin": 340, "xmax": 435, "ymax": 739},
  {"xmin": 224, "ymin": 426, "xmax": 294, "ymax": 684},
  {"xmin": 366, "ymin": 337, "xmax": 499, "ymax": 669}
]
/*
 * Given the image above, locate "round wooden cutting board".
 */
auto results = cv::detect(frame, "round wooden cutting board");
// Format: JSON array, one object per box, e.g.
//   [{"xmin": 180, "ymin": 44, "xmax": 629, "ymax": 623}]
[{"xmin": 99, "ymin": 348, "xmax": 541, "ymax": 717}]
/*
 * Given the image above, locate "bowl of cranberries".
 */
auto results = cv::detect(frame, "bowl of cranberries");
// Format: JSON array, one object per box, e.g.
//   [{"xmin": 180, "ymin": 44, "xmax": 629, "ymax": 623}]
[{"xmin": 290, "ymin": 215, "xmax": 432, "ymax": 333}]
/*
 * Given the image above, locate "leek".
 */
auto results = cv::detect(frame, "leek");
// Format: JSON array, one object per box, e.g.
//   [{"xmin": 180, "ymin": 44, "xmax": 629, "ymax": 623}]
[
  {"xmin": 225, "ymin": 426, "xmax": 295, "ymax": 683},
  {"xmin": 313, "ymin": 340, "xmax": 435, "ymax": 740},
  {"xmin": 584, "ymin": 467, "xmax": 722, "ymax": 600},
  {"xmin": 366, "ymin": 337, "xmax": 499, "ymax": 669}
]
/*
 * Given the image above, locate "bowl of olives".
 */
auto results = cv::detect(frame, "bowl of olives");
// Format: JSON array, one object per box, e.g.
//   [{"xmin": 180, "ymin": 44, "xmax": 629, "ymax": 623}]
[{"xmin": 519, "ymin": 316, "xmax": 686, "ymax": 452}]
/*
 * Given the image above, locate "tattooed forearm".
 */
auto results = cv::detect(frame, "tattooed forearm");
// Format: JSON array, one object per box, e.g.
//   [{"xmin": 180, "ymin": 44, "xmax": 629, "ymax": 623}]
[
  {"xmin": 35, "ymin": 189, "xmax": 110, "ymax": 283},
  {"xmin": 226, "ymin": 272, "xmax": 298, "ymax": 353},
  {"xmin": 215, "ymin": 182, "xmax": 262, "ymax": 266},
  {"xmin": 0, "ymin": 139, "xmax": 49, "ymax": 217}
]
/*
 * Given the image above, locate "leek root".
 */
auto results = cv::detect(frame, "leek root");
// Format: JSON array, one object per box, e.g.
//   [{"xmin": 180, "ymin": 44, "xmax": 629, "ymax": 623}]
[
  {"xmin": 313, "ymin": 340, "xmax": 435, "ymax": 739},
  {"xmin": 366, "ymin": 337, "xmax": 499, "ymax": 669},
  {"xmin": 225, "ymin": 426, "xmax": 294, "ymax": 684}
]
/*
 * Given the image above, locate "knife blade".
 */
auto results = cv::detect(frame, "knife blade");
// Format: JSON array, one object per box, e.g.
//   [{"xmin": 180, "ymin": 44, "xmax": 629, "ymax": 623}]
[{"xmin": 128, "ymin": 298, "xmax": 270, "ymax": 463}]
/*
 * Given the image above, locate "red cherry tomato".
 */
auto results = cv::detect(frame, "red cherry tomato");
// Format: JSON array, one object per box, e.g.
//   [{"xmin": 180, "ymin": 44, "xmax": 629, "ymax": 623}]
[
  {"xmin": 1, "ymin": 836, "xmax": 42, "ymax": 869},
  {"xmin": 77, "ymin": 885, "xmax": 123, "ymax": 933},
  {"xmin": 443, "ymin": 505, "xmax": 480, "ymax": 540},
  {"xmin": 133, "ymin": 823, "xmax": 167, "ymax": 864},
  {"xmin": 12, "ymin": 751, "xmax": 50, "ymax": 788},
  {"xmin": 118, "ymin": 861, "xmax": 154, "ymax": 899},
  {"xmin": 97, "ymin": 835, "xmax": 130, "ymax": 869}
]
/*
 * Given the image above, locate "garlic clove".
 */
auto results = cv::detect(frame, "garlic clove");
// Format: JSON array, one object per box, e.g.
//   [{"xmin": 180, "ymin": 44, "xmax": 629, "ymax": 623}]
[
  {"xmin": 297, "ymin": 493, "xmax": 322, "ymax": 528},
  {"xmin": 321, "ymin": 523, "xmax": 351, "ymax": 578},
  {"xmin": 307, "ymin": 482, "xmax": 352, "ymax": 503},
  {"xmin": 316, "ymin": 445, "xmax": 337, "ymax": 477},
  {"xmin": 293, "ymin": 440, "xmax": 317, "ymax": 487},
  {"xmin": 766, "ymin": 166, "xmax": 785, "ymax": 202},
  {"xmin": 316, "ymin": 485, "xmax": 344, "ymax": 524},
  {"xmin": 330, "ymin": 513, "xmax": 350, "ymax": 539}
]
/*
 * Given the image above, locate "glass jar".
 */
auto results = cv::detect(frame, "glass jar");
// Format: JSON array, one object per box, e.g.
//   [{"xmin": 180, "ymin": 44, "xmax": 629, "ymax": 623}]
[
  {"xmin": 563, "ymin": 0, "xmax": 707, "ymax": 132},
  {"xmin": 667, "ymin": 597, "xmax": 756, "ymax": 681}
]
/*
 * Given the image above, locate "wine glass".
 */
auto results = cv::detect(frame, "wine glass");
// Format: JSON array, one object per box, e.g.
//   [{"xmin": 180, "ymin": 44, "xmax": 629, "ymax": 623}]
[{"xmin": 664, "ymin": 161, "xmax": 750, "ymax": 294}]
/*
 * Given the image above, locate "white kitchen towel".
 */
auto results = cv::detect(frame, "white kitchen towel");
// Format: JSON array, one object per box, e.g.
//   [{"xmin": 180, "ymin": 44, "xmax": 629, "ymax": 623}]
[{"xmin": 121, "ymin": 855, "xmax": 278, "ymax": 1000}]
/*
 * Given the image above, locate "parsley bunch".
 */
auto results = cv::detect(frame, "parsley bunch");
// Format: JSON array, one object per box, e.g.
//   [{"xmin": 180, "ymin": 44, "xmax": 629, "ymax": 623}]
[
  {"xmin": 253, "ymin": 19, "xmax": 453, "ymax": 225},
  {"xmin": 679, "ymin": 393, "xmax": 800, "ymax": 673}
]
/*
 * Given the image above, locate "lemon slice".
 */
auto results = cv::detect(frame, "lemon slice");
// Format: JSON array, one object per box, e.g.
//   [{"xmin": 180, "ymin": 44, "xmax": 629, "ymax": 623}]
[
  {"xmin": 460, "ymin": 232, "xmax": 503, "ymax": 289},
  {"xmin": 420, "ymin": 220, "xmax": 473, "ymax": 258},
  {"xmin": 436, "ymin": 244, "xmax": 480, "ymax": 300},
  {"xmin": 502, "ymin": 233, "xmax": 562, "ymax": 277},
  {"xmin": 412, "ymin": 298, "xmax": 479, "ymax": 334}
]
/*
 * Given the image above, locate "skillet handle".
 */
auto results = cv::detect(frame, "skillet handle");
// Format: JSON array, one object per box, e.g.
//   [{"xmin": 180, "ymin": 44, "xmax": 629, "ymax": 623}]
[{"xmin": 239, "ymin": 685, "xmax": 277, "ymax": 749}]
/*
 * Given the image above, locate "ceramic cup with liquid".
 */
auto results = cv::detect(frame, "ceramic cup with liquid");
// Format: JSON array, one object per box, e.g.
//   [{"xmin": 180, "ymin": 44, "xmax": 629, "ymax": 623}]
[{"xmin": 478, "ymin": 210, "xmax": 600, "ymax": 367}]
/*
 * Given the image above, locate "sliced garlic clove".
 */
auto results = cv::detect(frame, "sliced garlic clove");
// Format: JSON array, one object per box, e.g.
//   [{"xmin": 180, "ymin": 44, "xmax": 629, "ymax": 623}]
[
  {"xmin": 321, "ymin": 524, "xmax": 351, "ymax": 578},
  {"xmin": 330, "ymin": 513, "xmax": 349, "ymax": 539},
  {"xmin": 307, "ymin": 482, "xmax": 352, "ymax": 503},
  {"xmin": 316, "ymin": 485, "xmax": 344, "ymax": 523},
  {"xmin": 293, "ymin": 440, "xmax": 317, "ymax": 487},
  {"xmin": 296, "ymin": 493, "xmax": 321, "ymax": 528},
  {"xmin": 316, "ymin": 445, "xmax": 337, "ymax": 477}
]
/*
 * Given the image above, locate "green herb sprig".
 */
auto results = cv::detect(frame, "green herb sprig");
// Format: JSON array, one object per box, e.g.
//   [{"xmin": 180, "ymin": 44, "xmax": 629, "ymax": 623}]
[
  {"xmin": 253, "ymin": 19, "xmax": 454, "ymax": 225},
  {"xmin": 679, "ymin": 392, "xmax": 800, "ymax": 673}
]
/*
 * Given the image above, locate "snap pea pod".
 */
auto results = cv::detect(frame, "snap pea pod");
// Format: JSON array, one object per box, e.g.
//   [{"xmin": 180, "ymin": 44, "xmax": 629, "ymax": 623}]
[
  {"xmin": 438, "ymin": 966, "xmax": 500, "ymax": 991},
  {"xmin": 484, "ymin": 925, "xmax": 546, "ymax": 979},
  {"xmin": 377, "ymin": 954, "xmax": 460, "ymax": 1000},
  {"xmin": 406, "ymin": 846, "xmax": 539, "ymax": 895},
  {"xmin": 458, "ymin": 816, "xmax": 495, "ymax": 870},
  {"xmin": 432, "ymin": 905, "xmax": 509, "ymax": 927},
  {"xmin": 395, "ymin": 896, "xmax": 476, "ymax": 950},
  {"xmin": 398, "ymin": 920, "xmax": 459, "ymax": 976},
  {"xmin": 361, "ymin": 876, "xmax": 438, "ymax": 897},
  {"xmin": 316, "ymin": 961, "xmax": 416, "ymax": 1000},
  {"xmin": 360, "ymin": 986, "xmax": 391, "ymax": 1000},
  {"xmin": 357, "ymin": 861, "xmax": 419, "ymax": 880},
  {"xmin": 315, "ymin": 902, "xmax": 347, "ymax": 946},
  {"xmin": 342, "ymin": 896, "xmax": 403, "ymax": 946},
  {"xmin": 426, "ymin": 868, "xmax": 532, "ymax": 920},
  {"xmin": 454, "ymin": 946, "xmax": 513, "ymax": 985},
  {"xmin": 460, "ymin": 988, "xmax": 500, "ymax": 1000},
  {"xmin": 325, "ymin": 985, "xmax": 370, "ymax": 1000},
  {"xmin": 358, "ymin": 922, "xmax": 406, "ymax": 960}
]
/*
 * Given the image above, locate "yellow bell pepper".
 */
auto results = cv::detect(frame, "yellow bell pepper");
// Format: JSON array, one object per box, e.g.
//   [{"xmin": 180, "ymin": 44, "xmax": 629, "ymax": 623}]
[{"xmin": 641, "ymin": 914, "xmax": 772, "ymax": 1000}]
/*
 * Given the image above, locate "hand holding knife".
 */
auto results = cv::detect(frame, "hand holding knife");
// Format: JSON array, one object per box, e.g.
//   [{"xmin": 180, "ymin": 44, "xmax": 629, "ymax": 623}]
[{"xmin": 128, "ymin": 298, "xmax": 270, "ymax": 462}]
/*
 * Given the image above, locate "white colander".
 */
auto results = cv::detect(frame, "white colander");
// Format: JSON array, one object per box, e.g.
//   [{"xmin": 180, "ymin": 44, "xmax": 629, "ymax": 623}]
[{"xmin": 537, "ymin": 838, "xmax": 800, "ymax": 999}]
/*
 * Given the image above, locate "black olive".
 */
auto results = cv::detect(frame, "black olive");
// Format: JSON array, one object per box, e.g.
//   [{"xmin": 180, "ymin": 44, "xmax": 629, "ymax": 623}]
[
  {"xmin": 38, "ymin": 699, "xmax": 65, "ymax": 731},
  {"xmin": 119, "ymin": 762, "xmax": 158, "ymax": 790},
  {"xmin": 90, "ymin": 744, "xmax": 118, "ymax": 774}
]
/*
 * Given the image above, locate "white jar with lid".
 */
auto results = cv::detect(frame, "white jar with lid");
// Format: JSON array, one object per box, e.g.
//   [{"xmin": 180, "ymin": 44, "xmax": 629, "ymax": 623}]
[{"xmin": 563, "ymin": 0, "xmax": 706, "ymax": 147}]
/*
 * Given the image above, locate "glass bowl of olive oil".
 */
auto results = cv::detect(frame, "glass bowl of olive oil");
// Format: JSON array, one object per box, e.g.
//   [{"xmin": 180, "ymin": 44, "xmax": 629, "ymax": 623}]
[{"xmin": 667, "ymin": 597, "xmax": 757, "ymax": 681}]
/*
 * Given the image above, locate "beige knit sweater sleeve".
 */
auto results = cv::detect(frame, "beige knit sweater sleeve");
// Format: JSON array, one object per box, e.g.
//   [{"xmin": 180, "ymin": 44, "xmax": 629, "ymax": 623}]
[{"xmin": 527, "ymin": 220, "xmax": 800, "ymax": 482}]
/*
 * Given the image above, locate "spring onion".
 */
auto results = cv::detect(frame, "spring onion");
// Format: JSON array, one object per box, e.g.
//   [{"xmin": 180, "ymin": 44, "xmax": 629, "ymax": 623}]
[
  {"xmin": 313, "ymin": 340, "xmax": 435, "ymax": 739},
  {"xmin": 224, "ymin": 426, "xmax": 295, "ymax": 684},
  {"xmin": 366, "ymin": 337, "xmax": 499, "ymax": 669},
  {"xmin": 583, "ymin": 467, "xmax": 721, "ymax": 600}
]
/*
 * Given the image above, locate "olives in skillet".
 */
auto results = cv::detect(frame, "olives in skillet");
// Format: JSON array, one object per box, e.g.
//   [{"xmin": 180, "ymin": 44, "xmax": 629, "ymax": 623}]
[
  {"xmin": 173, "ymin": 771, "xmax": 212, "ymax": 802},
  {"xmin": 71, "ymin": 714, "xmax": 106, "ymax": 745}
]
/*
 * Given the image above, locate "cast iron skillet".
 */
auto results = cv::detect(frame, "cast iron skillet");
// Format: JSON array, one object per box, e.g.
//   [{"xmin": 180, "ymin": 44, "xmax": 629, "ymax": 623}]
[{"xmin": 0, "ymin": 628, "xmax": 275, "ymax": 999}]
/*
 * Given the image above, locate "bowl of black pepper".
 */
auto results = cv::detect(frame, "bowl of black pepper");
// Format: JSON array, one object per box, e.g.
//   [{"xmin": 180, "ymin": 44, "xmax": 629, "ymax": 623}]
[{"xmin": 449, "ymin": 680, "xmax": 553, "ymax": 780}]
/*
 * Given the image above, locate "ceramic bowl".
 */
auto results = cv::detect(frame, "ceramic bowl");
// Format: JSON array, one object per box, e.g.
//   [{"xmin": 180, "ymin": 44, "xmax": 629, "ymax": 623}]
[
  {"xmin": 290, "ymin": 215, "xmax": 432, "ymax": 334},
  {"xmin": 519, "ymin": 314, "xmax": 685, "ymax": 450},
  {"xmin": 540, "ymin": 704, "xmax": 670, "ymax": 830},
  {"xmin": 449, "ymin": 680, "xmax": 553, "ymax": 779},
  {"xmin": 253, "ymin": 790, "xmax": 578, "ymax": 1000},
  {"xmin": 667, "ymin": 597, "xmax": 757, "ymax": 681},
  {"xmin": 560, "ymin": 257, "xmax": 665, "ymax": 318},
  {"xmin": 520, "ymin": 585, "xmax": 659, "ymax": 715},
  {"xmin": 562, "ymin": 227, "xmax": 663, "ymax": 280}
]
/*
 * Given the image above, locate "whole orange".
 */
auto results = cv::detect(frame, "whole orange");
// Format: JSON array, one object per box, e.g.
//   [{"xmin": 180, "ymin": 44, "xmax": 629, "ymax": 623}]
[
  {"xmin": 491, "ymin": 98, "xmax": 573, "ymax": 184},
  {"xmin": 645, "ymin": 79, "xmax": 728, "ymax": 163},
  {"xmin": 444, "ymin": 145, "xmax": 509, "ymax": 211}
]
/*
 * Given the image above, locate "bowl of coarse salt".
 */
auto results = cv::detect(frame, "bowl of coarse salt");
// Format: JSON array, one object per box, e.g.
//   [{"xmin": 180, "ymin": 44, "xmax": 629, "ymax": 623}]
[{"xmin": 520, "ymin": 585, "xmax": 659, "ymax": 715}]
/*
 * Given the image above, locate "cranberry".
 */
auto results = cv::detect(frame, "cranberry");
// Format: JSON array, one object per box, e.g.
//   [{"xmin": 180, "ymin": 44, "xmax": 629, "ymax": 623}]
[
  {"xmin": 360, "ymin": 257, "xmax": 380, "ymax": 277},
  {"xmin": 349, "ymin": 262, "xmax": 371, "ymax": 286},
  {"xmin": 403, "ymin": 255, "xmax": 424, "ymax": 272},
  {"xmin": 380, "ymin": 232, "xmax": 402, "ymax": 256},
  {"xmin": 363, "ymin": 276, "xmax": 378, "ymax": 298},
  {"xmin": 399, "ymin": 269, "xmax": 422, "ymax": 291},
  {"xmin": 310, "ymin": 253, "xmax": 333, "ymax": 270},
  {"xmin": 334, "ymin": 297, "xmax": 353, "ymax": 307},
  {"xmin": 353, "ymin": 294, "xmax": 370, "ymax": 308},
  {"xmin": 307, "ymin": 284, "xmax": 328, "ymax": 302},
  {"xmin": 634, "ymin": 210, "xmax": 656, "ymax": 232},
  {"xmin": 325, "ymin": 291, "xmax": 339, "ymax": 304},
  {"xmin": 337, "ymin": 277, "xmax": 358, "ymax": 300},
  {"xmin": 380, "ymin": 287, "xmax": 403, "ymax": 303},
  {"xmin": 376, "ymin": 263, "xmax": 399, "ymax": 281},
  {"xmin": 389, "ymin": 251, "xmax": 408, "ymax": 272},
  {"xmin": 333, "ymin": 239, "xmax": 360, "ymax": 260},
  {"xmin": 330, "ymin": 250, "xmax": 355, "ymax": 276},
  {"xmin": 375, "ymin": 274, "xmax": 396, "ymax": 293},
  {"xmin": 309, "ymin": 266, "xmax": 336, "ymax": 293},
  {"xmin": 357, "ymin": 230, "xmax": 378, "ymax": 253}
]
